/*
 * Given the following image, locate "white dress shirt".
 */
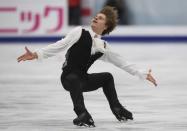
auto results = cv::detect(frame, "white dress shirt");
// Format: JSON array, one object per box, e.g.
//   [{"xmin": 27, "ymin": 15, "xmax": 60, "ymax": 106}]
[{"xmin": 36, "ymin": 26, "xmax": 147, "ymax": 79}]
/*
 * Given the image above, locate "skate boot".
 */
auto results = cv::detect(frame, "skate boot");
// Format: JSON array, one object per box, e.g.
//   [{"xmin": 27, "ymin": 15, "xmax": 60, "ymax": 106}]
[
  {"xmin": 73, "ymin": 111, "xmax": 95, "ymax": 127},
  {"xmin": 111, "ymin": 104, "xmax": 133, "ymax": 121}
]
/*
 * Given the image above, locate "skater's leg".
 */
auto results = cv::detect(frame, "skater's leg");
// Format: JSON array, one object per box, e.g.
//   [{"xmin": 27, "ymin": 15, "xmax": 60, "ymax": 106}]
[
  {"xmin": 61, "ymin": 73, "xmax": 95, "ymax": 126},
  {"xmin": 83, "ymin": 72, "xmax": 120, "ymax": 107},
  {"xmin": 83, "ymin": 72, "xmax": 133, "ymax": 121},
  {"xmin": 61, "ymin": 73, "xmax": 86, "ymax": 115}
]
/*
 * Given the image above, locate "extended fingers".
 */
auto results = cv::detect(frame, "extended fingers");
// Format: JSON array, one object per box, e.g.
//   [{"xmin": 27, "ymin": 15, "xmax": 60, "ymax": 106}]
[
  {"xmin": 151, "ymin": 77, "xmax": 157, "ymax": 86},
  {"xmin": 17, "ymin": 54, "xmax": 26, "ymax": 62},
  {"xmin": 25, "ymin": 46, "xmax": 31, "ymax": 53},
  {"xmin": 147, "ymin": 69, "xmax": 157, "ymax": 86},
  {"xmin": 148, "ymin": 75, "xmax": 157, "ymax": 86}
]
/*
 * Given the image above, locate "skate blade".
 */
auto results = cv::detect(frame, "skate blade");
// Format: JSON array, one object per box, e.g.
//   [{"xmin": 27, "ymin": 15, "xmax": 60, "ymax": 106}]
[
  {"xmin": 76, "ymin": 122, "xmax": 96, "ymax": 128},
  {"xmin": 118, "ymin": 116, "xmax": 133, "ymax": 122}
]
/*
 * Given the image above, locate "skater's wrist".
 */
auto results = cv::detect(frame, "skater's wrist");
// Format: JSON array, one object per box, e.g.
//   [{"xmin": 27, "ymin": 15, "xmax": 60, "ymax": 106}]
[{"xmin": 33, "ymin": 52, "xmax": 38, "ymax": 59}]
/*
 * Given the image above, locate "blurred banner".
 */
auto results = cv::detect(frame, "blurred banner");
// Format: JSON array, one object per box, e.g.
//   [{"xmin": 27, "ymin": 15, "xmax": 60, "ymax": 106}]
[
  {"xmin": 0, "ymin": 0, "xmax": 68, "ymax": 36},
  {"xmin": 0, "ymin": 0, "xmax": 187, "ymax": 43},
  {"xmin": 124, "ymin": 0, "xmax": 187, "ymax": 25}
]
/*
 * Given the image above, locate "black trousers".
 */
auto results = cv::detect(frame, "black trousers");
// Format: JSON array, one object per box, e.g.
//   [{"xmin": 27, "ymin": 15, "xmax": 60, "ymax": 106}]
[{"xmin": 61, "ymin": 72, "xmax": 120, "ymax": 116}]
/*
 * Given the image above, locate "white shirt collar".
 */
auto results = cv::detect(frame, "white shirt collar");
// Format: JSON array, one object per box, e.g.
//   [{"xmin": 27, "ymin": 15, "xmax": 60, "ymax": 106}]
[{"xmin": 88, "ymin": 28, "xmax": 101, "ymax": 39}]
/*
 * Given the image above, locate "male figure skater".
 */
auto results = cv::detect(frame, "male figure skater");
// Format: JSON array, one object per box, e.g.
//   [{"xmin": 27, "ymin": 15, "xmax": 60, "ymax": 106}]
[{"xmin": 17, "ymin": 6, "xmax": 157, "ymax": 127}]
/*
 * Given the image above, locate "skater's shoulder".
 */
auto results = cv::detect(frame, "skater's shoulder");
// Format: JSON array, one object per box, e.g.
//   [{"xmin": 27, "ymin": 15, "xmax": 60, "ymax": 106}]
[
  {"xmin": 67, "ymin": 26, "xmax": 83, "ymax": 36},
  {"xmin": 72, "ymin": 26, "xmax": 94, "ymax": 38}
]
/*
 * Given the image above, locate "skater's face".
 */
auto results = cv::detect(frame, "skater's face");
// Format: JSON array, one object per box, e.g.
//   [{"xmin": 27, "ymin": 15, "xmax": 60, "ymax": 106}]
[{"xmin": 91, "ymin": 13, "xmax": 108, "ymax": 35}]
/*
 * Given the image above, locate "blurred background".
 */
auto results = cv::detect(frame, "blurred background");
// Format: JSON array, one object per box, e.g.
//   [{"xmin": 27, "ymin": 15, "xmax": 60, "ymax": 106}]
[
  {"xmin": 1, "ymin": 0, "xmax": 187, "ymax": 41},
  {"xmin": 70, "ymin": 0, "xmax": 187, "ymax": 26}
]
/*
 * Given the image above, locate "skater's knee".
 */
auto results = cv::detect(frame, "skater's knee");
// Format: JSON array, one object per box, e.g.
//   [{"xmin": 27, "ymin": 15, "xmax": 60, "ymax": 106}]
[
  {"xmin": 104, "ymin": 72, "xmax": 114, "ymax": 81},
  {"xmin": 61, "ymin": 81, "xmax": 70, "ymax": 91},
  {"xmin": 61, "ymin": 73, "xmax": 80, "ymax": 91}
]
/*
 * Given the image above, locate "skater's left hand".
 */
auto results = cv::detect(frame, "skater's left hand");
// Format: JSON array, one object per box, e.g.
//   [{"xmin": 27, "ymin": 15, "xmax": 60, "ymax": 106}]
[{"xmin": 146, "ymin": 69, "xmax": 157, "ymax": 87}]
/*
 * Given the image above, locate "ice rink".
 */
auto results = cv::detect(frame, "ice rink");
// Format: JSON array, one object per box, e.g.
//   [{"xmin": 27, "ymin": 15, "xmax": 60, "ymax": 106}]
[{"xmin": 0, "ymin": 43, "xmax": 187, "ymax": 131}]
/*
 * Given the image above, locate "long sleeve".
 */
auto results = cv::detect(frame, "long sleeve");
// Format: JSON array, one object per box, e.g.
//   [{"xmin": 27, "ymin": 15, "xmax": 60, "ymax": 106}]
[
  {"xmin": 35, "ymin": 26, "xmax": 82, "ymax": 60},
  {"xmin": 100, "ymin": 43, "xmax": 147, "ymax": 79}
]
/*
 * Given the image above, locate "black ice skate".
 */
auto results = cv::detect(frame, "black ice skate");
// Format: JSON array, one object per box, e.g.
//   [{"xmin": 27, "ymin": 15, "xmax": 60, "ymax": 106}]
[
  {"xmin": 111, "ymin": 104, "xmax": 133, "ymax": 121},
  {"xmin": 73, "ymin": 111, "xmax": 95, "ymax": 127}
]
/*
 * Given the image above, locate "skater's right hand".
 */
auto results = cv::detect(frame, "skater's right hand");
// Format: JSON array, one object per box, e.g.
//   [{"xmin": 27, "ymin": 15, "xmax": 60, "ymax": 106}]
[{"xmin": 17, "ymin": 46, "xmax": 38, "ymax": 62}]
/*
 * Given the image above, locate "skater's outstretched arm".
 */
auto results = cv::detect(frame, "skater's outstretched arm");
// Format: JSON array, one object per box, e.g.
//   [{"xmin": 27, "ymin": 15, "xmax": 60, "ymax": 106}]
[
  {"xmin": 99, "ymin": 44, "xmax": 157, "ymax": 87},
  {"xmin": 17, "ymin": 26, "xmax": 82, "ymax": 62}
]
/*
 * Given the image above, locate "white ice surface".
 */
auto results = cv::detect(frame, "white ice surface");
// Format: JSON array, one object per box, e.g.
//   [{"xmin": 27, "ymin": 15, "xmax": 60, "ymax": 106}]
[{"xmin": 0, "ymin": 43, "xmax": 187, "ymax": 131}]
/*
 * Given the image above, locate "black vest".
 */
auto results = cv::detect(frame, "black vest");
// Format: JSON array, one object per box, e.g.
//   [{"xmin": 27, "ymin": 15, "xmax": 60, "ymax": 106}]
[{"xmin": 62, "ymin": 29, "xmax": 103, "ymax": 76}]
